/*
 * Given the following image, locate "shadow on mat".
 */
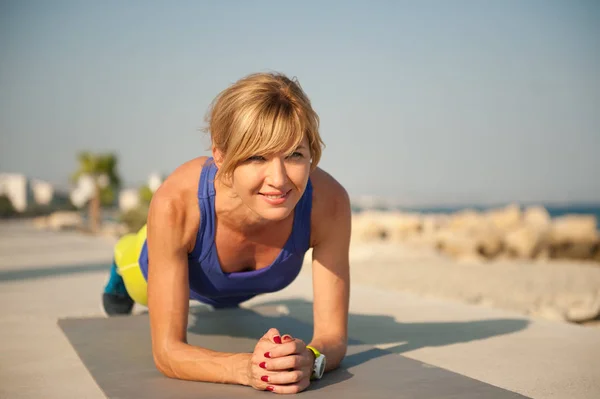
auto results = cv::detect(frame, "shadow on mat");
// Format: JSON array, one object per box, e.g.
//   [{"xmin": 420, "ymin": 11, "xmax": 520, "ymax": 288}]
[{"xmin": 187, "ymin": 298, "xmax": 529, "ymax": 390}]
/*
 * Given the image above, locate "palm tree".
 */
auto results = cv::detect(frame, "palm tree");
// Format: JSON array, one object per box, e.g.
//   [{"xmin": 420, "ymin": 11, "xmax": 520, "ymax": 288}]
[{"xmin": 71, "ymin": 152, "xmax": 121, "ymax": 233}]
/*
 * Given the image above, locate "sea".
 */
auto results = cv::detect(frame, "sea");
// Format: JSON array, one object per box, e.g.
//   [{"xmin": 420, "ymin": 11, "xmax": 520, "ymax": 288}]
[{"xmin": 352, "ymin": 203, "xmax": 600, "ymax": 229}]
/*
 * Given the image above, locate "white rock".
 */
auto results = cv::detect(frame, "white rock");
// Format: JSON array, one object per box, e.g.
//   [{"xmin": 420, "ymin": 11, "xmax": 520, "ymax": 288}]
[
  {"xmin": 565, "ymin": 295, "xmax": 600, "ymax": 323},
  {"xmin": 47, "ymin": 211, "xmax": 83, "ymax": 230},
  {"xmin": 486, "ymin": 204, "xmax": 522, "ymax": 232},
  {"xmin": 505, "ymin": 225, "xmax": 547, "ymax": 259},
  {"xmin": 435, "ymin": 230, "xmax": 479, "ymax": 258},
  {"xmin": 550, "ymin": 215, "xmax": 599, "ymax": 244},
  {"xmin": 523, "ymin": 205, "xmax": 551, "ymax": 230},
  {"xmin": 448, "ymin": 209, "xmax": 485, "ymax": 232},
  {"xmin": 531, "ymin": 306, "xmax": 566, "ymax": 322}
]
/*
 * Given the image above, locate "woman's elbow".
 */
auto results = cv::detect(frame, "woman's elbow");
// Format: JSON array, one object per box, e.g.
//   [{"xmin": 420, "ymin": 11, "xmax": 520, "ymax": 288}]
[
  {"xmin": 152, "ymin": 346, "xmax": 177, "ymax": 379},
  {"xmin": 326, "ymin": 342, "xmax": 348, "ymax": 372},
  {"xmin": 336, "ymin": 347, "xmax": 348, "ymax": 368}
]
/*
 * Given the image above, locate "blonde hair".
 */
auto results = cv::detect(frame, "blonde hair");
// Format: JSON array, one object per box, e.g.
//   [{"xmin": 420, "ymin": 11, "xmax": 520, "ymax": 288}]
[{"xmin": 204, "ymin": 72, "xmax": 324, "ymax": 180}]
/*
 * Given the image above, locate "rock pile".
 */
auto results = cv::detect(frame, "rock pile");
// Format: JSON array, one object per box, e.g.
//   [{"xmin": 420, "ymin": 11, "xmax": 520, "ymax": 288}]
[
  {"xmin": 33, "ymin": 211, "xmax": 128, "ymax": 237},
  {"xmin": 352, "ymin": 204, "xmax": 600, "ymax": 264},
  {"xmin": 33, "ymin": 211, "xmax": 83, "ymax": 231}
]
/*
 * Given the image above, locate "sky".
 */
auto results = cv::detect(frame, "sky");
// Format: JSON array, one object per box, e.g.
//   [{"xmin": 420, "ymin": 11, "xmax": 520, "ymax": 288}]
[{"xmin": 1, "ymin": 0, "xmax": 599, "ymax": 206}]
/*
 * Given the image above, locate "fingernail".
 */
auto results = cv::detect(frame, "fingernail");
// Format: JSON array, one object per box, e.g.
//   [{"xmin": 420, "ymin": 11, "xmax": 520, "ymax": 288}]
[
  {"xmin": 264, "ymin": 352, "xmax": 271, "ymax": 358},
  {"xmin": 283, "ymin": 335, "xmax": 292, "ymax": 341},
  {"xmin": 266, "ymin": 386, "xmax": 274, "ymax": 392},
  {"xmin": 274, "ymin": 336, "xmax": 282, "ymax": 344},
  {"xmin": 261, "ymin": 375, "xmax": 269, "ymax": 382},
  {"xmin": 259, "ymin": 362, "xmax": 267, "ymax": 369}
]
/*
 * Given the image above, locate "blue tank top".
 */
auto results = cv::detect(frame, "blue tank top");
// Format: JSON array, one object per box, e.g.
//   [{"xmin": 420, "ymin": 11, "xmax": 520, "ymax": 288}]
[{"xmin": 138, "ymin": 158, "xmax": 312, "ymax": 308}]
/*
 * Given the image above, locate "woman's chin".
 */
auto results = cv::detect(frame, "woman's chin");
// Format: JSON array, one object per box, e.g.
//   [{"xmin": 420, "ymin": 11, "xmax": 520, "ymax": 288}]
[
  {"xmin": 253, "ymin": 201, "xmax": 294, "ymax": 221},
  {"xmin": 260, "ymin": 207, "xmax": 294, "ymax": 222}
]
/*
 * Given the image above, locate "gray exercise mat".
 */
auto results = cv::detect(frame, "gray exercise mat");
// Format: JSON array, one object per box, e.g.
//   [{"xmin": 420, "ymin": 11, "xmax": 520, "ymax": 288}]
[{"xmin": 58, "ymin": 300, "xmax": 530, "ymax": 398}]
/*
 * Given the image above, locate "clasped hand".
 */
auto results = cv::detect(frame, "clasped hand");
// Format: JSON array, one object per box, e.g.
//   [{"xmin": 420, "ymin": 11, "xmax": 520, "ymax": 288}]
[{"xmin": 248, "ymin": 328, "xmax": 314, "ymax": 394}]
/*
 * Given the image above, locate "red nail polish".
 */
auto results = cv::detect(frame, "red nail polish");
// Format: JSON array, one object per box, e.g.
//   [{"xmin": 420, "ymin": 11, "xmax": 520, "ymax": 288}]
[
  {"xmin": 259, "ymin": 362, "xmax": 266, "ymax": 369},
  {"xmin": 261, "ymin": 375, "xmax": 269, "ymax": 382},
  {"xmin": 274, "ymin": 336, "xmax": 282, "ymax": 344},
  {"xmin": 264, "ymin": 352, "xmax": 271, "ymax": 358},
  {"xmin": 283, "ymin": 335, "xmax": 292, "ymax": 341},
  {"xmin": 266, "ymin": 386, "xmax": 274, "ymax": 392}
]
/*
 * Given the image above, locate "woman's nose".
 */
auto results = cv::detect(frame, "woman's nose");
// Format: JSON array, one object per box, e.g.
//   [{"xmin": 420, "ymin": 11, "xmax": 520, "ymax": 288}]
[{"xmin": 265, "ymin": 158, "xmax": 287, "ymax": 187}]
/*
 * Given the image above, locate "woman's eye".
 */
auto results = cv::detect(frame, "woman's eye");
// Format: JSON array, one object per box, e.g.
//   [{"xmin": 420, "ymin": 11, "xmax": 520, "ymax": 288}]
[{"xmin": 287, "ymin": 152, "xmax": 304, "ymax": 159}]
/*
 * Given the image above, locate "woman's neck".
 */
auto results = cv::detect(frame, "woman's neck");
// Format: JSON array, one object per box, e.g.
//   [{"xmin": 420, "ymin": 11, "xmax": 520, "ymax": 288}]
[{"xmin": 214, "ymin": 179, "xmax": 285, "ymax": 236}]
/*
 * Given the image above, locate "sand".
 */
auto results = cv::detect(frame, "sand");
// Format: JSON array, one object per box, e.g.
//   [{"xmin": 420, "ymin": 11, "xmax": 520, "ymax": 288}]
[{"xmin": 301, "ymin": 242, "xmax": 600, "ymax": 324}]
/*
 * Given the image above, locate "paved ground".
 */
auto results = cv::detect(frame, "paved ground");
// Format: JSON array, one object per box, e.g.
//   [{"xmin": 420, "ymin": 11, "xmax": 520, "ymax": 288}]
[{"xmin": 0, "ymin": 220, "xmax": 599, "ymax": 399}]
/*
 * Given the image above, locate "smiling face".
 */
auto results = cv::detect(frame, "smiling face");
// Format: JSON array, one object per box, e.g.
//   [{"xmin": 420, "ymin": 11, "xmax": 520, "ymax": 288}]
[
  {"xmin": 215, "ymin": 136, "xmax": 311, "ymax": 221},
  {"xmin": 206, "ymin": 72, "xmax": 324, "ymax": 222}
]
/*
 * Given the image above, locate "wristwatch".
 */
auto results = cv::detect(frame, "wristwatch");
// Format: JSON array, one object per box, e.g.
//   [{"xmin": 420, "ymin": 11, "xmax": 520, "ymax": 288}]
[{"xmin": 306, "ymin": 346, "xmax": 326, "ymax": 380}]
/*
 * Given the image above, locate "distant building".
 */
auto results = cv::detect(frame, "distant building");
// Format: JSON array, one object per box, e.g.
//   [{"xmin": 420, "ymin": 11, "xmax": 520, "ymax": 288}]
[
  {"xmin": 148, "ymin": 172, "xmax": 163, "ymax": 193},
  {"xmin": 118, "ymin": 172, "xmax": 164, "ymax": 212},
  {"xmin": 0, "ymin": 173, "xmax": 29, "ymax": 212},
  {"xmin": 30, "ymin": 179, "xmax": 54, "ymax": 206},
  {"xmin": 0, "ymin": 173, "xmax": 71, "ymax": 213},
  {"xmin": 119, "ymin": 189, "xmax": 140, "ymax": 212},
  {"xmin": 70, "ymin": 174, "xmax": 96, "ymax": 209},
  {"xmin": 0, "ymin": 171, "xmax": 165, "ymax": 214}
]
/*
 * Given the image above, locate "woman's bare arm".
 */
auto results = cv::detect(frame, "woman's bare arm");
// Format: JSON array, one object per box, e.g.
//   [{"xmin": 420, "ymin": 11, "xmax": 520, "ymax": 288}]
[
  {"xmin": 309, "ymin": 171, "xmax": 351, "ymax": 371},
  {"xmin": 147, "ymin": 192, "xmax": 251, "ymax": 385}
]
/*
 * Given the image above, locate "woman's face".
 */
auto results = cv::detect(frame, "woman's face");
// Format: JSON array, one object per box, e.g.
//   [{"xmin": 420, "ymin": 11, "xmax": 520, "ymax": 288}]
[{"xmin": 230, "ymin": 136, "xmax": 311, "ymax": 222}]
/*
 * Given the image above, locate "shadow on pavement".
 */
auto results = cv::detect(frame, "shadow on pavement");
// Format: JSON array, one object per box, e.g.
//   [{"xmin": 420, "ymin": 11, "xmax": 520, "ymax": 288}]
[
  {"xmin": 186, "ymin": 298, "xmax": 530, "ymax": 390},
  {"xmin": 0, "ymin": 262, "xmax": 109, "ymax": 282}
]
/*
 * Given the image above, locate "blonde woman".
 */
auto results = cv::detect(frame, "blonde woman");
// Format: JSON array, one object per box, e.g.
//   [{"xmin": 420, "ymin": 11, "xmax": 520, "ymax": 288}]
[{"xmin": 102, "ymin": 72, "xmax": 351, "ymax": 394}]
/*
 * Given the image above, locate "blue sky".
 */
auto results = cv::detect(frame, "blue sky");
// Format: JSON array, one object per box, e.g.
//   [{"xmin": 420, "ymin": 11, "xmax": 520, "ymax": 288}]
[{"xmin": 1, "ymin": 1, "xmax": 599, "ymax": 205}]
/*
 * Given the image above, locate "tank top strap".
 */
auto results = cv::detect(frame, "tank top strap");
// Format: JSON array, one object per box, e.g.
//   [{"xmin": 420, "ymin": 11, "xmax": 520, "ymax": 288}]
[
  {"xmin": 198, "ymin": 157, "xmax": 217, "ymax": 199},
  {"xmin": 190, "ymin": 158, "xmax": 217, "ymax": 259},
  {"xmin": 292, "ymin": 178, "xmax": 313, "ymax": 253}
]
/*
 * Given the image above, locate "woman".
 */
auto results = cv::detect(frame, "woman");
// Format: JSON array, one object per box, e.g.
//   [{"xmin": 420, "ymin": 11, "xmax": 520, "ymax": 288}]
[{"xmin": 102, "ymin": 72, "xmax": 351, "ymax": 394}]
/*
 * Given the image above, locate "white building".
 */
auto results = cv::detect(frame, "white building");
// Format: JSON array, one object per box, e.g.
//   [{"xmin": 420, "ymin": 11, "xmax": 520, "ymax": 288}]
[
  {"xmin": 0, "ymin": 173, "xmax": 63, "ymax": 212},
  {"xmin": 118, "ymin": 173, "xmax": 165, "ymax": 212},
  {"xmin": 31, "ymin": 179, "xmax": 54, "ymax": 206},
  {"xmin": 0, "ymin": 171, "xmax": 166, "ymax": 214},
  {"xmin": 119, "ymin": 189, "xmax": 140, "ymax": 212},
  {"xmin": 148, "ymin": 172, "xmax": 163, "ymax": 193},
  {"xmin": 0, "ymin": 173, "xmax": 29, "ymax": 212}
]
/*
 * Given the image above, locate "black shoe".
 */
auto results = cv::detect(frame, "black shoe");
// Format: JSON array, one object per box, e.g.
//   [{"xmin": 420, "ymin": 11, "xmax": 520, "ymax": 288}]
[
  {"xmin": 102, "ymin": 261, "xmax": 134, "ymax": 316},
  {"xmin": 102, "ymin": 292, "xmax": 134, "ymax": 316}
]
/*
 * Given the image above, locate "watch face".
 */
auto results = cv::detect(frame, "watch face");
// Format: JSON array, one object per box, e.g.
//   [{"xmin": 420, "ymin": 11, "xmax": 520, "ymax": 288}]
[{"xmin": 316, "ymin": 355, "xmax": 326, "ymax": 378}]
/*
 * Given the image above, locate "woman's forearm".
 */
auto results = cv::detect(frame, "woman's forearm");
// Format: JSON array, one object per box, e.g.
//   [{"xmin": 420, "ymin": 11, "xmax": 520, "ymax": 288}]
[
  {"xmin": 154, "ymin": 341, "xmax": 252, "ymax": 385},
  {"xmin": 308, "ymin": 335, "xmax": 347, "ymax": 372}
]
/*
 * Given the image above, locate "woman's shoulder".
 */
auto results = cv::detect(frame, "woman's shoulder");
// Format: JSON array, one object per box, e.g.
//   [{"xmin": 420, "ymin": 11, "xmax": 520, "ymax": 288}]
[
  {"xmin": 309, "ymin": 166, "xmax": 348, "ymax": 196},
  {"xmin": 148, "ymin": 156, "xmax": 209, "ymax": 252},
  {"xmin": 153, "ymin": 156, "xmax": 209, "ymax": 201},
  {"xmin": 308, "ymin": 167, "xmax": 351, "ymax": 246}
]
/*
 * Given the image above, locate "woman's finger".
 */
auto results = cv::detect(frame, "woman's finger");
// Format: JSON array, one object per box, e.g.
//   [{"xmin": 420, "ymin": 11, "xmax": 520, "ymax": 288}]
[
  {"xmin": 252, "ymin": 364, "xmax": 297, "ymax": 390},
  {"xmin": 262, "ymin": 354, "xmax": 309, "ymax": 371},
  {"xmin": 263, "ymin": 378, "xmax": 311, "ymax": 395},
  {"xmin": 265, "ymin": 339, "xmax": 305, "ymax": 359},
  {"xmin": 262, "ymin": 327, "xmax": 283, "ymax": 344},
  {"xmin": 259, "ymin": 369, "xmax": 307, "ymax": 385},
  {"xmin": 281, "ymin": 334, "xmax": 293, "ymax": 342}
]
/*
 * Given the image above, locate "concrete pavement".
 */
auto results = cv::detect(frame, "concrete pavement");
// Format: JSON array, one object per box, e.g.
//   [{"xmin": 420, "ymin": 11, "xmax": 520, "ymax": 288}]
[{"xmin": 0, "ymin": 220, "xmax": 598, "ymax": 398}]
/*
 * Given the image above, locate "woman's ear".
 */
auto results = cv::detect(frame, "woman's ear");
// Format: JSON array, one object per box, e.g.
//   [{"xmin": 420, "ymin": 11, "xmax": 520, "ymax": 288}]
[{"xmin": 212, "ymin": 147, "xmax": 224, "ymax": 168}]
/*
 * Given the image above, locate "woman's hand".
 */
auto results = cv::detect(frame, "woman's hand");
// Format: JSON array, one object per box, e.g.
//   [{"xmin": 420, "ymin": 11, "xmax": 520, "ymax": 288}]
[
  {"xmin": 257, "ymin": 334, "xmax": 314, "ymax": 394},
  {"xmin": 247, "ymin": 328, "xmax": 286, "ymax": 391}
]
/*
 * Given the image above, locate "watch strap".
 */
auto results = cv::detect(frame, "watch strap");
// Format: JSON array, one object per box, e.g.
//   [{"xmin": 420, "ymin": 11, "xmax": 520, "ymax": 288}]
[
  {"xmin": 306, "ymin": 346, "xmax": 322, "ymax": 380},
  {"xmin": 306, "ymin": 345, "xmax": 321, "ymax": 358}
]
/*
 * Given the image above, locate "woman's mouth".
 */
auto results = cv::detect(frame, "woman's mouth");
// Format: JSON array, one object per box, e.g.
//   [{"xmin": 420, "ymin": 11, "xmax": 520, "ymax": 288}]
[{"xmin": 259, "ymin": 190, "xmax": 291, "ymax": 205}]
